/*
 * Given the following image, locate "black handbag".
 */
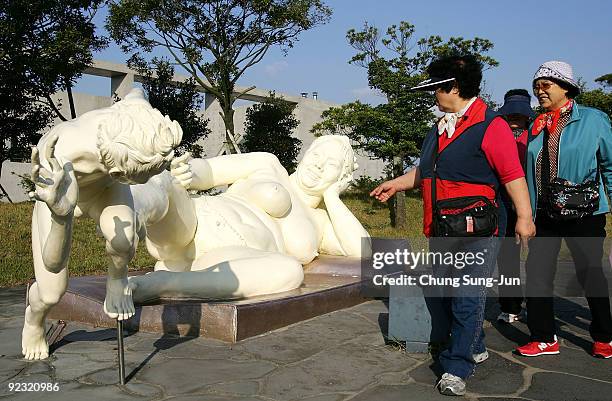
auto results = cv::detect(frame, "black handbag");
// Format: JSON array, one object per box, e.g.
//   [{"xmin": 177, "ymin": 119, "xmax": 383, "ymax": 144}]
[
  {"xmin": 431, "ymin": 140, "xmax": 498, "ymax": 237},
  {"xmin": 541, "ymin": 130, "xmax": 600, "ymax": 220}
]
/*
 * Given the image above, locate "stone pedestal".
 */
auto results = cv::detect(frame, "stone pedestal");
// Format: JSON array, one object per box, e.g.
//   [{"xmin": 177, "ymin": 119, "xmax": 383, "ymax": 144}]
[
  {"xmin": 48, "ymin": 256, "xmax": 368, "ymax": 342},
  {"xmin": 388, "ymin": 283, "xmax": 431, "ymax": 353}
]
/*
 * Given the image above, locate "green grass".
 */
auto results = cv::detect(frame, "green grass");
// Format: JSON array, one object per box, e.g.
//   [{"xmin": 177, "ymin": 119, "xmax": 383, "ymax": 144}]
[
  {"xmin": 0, "ymin": 202, "xmax": 155, "ymax": 287},
  {"xmin": 2, "ymin": 194, "xmax": 612, "ymax": 287}
]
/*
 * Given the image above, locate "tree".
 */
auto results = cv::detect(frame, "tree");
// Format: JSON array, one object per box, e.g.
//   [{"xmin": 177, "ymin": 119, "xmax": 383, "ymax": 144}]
[
  {"xmin": 0, "ymin": 0, "xmax": 106, "ymax": 201},
  {"xmin": 576, "ymin": 74, "xmax": 612, "ymax": 119},
  {"xmin": 107, "ymin": 0, "xmax": 331, "ymax": 154},
  {"xmin": 595, "ymin": 73, "xmax": 612, "ymax": 89},
  {"xmin": 133, "ymin": 58, "xmax": 211, "ymax": 158},
  {"xmin": 0, "ymin": 0, "xmax": 107, "ymax": 121},
  {"xmin": 312, "ymin": 21, "xmax": 498, "ymax": 228},
  {"xmin": 240, "ymin": 93, "xmax": 301, "ymax": 173}
]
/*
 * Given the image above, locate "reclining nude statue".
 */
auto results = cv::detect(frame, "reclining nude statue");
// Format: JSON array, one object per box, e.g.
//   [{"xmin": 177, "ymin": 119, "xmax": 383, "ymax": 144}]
[
  {"xmin": 127, "ymin": 133, "xmax": 370, "ymax": 303},
  {"xmin": 22, "ymin": 88, "xmax": 370, "ymax": 360}
]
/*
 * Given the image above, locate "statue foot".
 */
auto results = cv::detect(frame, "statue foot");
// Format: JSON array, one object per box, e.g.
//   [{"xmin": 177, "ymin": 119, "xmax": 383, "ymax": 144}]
[
  {"xmin": 22, "ymin": 310, "xmax": 49, "ymax": 360},
  {"xmin": 103, "ymin": 277, "xmax": 136, "ymax": 321}
]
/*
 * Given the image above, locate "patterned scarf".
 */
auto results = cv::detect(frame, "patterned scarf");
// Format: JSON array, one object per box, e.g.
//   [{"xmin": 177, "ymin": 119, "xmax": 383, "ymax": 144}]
[
  {"xmin": 532, "ymin": 99, "xmax": 574, "ymax": 136},
  {"xmin": 535, "ymin": 100, "xmax": 574, "ymax": 199}
]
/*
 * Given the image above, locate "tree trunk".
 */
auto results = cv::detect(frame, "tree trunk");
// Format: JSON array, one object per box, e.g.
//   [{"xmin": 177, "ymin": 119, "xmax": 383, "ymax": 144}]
[
  {"xmin": 0, "ymin": 174, "xmax": 13, "ymax": 203},
  {"xmin": 220, "ymin": 104, "xmax": 240, "ymax": 154},
  {"xmin": 393, "ymin": 155, "xmax": 407, "ymax": 229},
  {"xmin": 66, "ymin": 78, "xmax": 77, "ymax": 120},
  {"xmin": 0, "ymin": 162, "xmax": 13, "ymax": 203}
]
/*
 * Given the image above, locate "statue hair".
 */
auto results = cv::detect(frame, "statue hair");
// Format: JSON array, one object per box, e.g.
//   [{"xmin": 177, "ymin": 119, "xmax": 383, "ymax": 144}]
[{"xmin": 96, "ymin": 90, "xmax": 183, "ymax": 183}]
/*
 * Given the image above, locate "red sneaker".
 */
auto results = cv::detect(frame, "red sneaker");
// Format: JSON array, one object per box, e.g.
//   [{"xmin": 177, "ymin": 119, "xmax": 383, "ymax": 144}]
[
  {"xmin": 516, "ymin": 336, "xmax": 560, "ymax": 356},
  {"xmin": 592, "ymin": 341, "xmax": 612, "ymax": 359}
]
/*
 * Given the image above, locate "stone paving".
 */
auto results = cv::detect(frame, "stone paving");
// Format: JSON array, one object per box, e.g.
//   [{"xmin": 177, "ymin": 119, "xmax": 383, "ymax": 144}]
[{"xmin": 1, "ymin": 286, "xmax": 611, "ymax": 401}]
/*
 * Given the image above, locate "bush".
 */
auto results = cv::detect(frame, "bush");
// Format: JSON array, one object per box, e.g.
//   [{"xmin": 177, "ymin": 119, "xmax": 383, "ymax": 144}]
[{"xmin": 241, "ymin": 93, "xmax": 302, "ymax": 173}]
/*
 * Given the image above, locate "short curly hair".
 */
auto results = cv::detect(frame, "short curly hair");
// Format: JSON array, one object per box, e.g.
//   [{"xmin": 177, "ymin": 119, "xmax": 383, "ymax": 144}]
[{"xmin": 426, "ymin": 55, "xmax": 483, "ymax": 99}]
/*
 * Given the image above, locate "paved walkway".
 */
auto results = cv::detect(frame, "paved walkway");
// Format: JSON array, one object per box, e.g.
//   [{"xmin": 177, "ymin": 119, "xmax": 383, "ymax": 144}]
[{"xmin": 1, "ymin": 286, "xmax": 611, "ymax": 400}]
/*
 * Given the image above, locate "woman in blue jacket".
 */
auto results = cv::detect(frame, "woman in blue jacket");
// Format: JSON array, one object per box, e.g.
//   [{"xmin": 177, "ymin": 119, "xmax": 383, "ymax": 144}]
[{"xmin": 516, "ymin": 61, "xmax": 612, "ymax": 359}]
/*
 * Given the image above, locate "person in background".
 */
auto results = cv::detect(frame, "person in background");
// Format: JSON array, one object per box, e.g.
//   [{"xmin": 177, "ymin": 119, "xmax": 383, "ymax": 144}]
[
  {"xmin": 516, "ymin": 61, "xmax": 612, "ymax": 359},
  {"xmin": 496, "ymin": 89, "xmax": 535, "ymax": 323},
  {"xmin": 371, "ymin": 55, "xmax": 535, "ymax": 396}
]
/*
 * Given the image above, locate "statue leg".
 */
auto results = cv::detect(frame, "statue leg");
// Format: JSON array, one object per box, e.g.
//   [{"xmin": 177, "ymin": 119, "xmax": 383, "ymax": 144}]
[
  {"xmin": 22, "ymin": 202, "xmax": 69, "ymax": 360},
  {"xmin": 130, "ymin": 247, "xmax": 304, "ymax": 302},
  {"xmin": 89, "ymin": 184, "xmax": 138, "ymax": 320}
]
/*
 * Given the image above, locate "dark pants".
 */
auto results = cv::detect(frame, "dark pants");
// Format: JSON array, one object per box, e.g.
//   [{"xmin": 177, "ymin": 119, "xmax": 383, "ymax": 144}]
[
  {"xmin": 525, "ymin": 213, "xmax": 612, "ymax": 343},
  {"xmin": 426, "ymin": 236, "xmax": 499, "ymax": 379},
  {"xmin": 497, "ymin": 208, "xmax": 524, "ymax": 314}
]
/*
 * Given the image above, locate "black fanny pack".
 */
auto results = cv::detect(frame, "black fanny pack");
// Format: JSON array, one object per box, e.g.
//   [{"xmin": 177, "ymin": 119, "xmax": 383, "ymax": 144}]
[
  {"xmin": 541, "ymin": 130, "xmax": 600, "ymax": 221},
  {"xmin": 434, "ymin": 195, "xmax": 498, "ymax": 237},
  {"xmin": 430, "ymin": 139, "xmax": 498, "ymax": 237},
  {"xmin": 544, "ymin": 177, "xmax": 599, "ymax": 220}
]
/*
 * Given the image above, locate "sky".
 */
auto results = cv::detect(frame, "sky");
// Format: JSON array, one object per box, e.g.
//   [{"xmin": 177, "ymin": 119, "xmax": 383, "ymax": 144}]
[{"xmin": 76, "ymin": 0, "xmax": 612, "ymax": 107}]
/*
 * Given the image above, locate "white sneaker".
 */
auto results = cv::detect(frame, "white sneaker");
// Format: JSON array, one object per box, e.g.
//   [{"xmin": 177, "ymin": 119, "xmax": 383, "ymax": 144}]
[
  {"xmin": 497, "ymin": 312, "xmax": 520, "ymax": 323},
  {"xmin": 437, "ymin": 373, "xmax": 466, "ymax": 396},
  {"xmin": 472, "ymin": 349, "xmax": 489, "ymax": 364}
]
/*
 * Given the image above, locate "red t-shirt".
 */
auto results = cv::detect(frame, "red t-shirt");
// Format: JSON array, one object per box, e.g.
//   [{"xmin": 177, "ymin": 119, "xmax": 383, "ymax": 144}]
[{"xmin": 421, "ymin": 99, "xmax": 525, "ymax": 236}]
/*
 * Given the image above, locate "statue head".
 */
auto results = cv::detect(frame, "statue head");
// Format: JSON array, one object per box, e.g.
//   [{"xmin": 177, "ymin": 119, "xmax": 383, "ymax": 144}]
[
  {"xmin": 96, "ymin": 89, "xmax": 183, "ymax": 184},
  {"xmin": 295, "ymin": 135, "xmax": 358, "ymax": 195}
]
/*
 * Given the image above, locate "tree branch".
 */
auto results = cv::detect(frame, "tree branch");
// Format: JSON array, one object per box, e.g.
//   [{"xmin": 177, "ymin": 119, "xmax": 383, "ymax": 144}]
[{"xmin": 44, "ymin": 94, "xmax": 67, "ymax": 121}]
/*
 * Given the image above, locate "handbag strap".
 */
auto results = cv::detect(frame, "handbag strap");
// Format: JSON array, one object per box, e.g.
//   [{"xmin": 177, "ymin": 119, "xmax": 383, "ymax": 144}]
[{"xmin": 431, "ymin": 136, "xmax": 439, "ymax": 216}]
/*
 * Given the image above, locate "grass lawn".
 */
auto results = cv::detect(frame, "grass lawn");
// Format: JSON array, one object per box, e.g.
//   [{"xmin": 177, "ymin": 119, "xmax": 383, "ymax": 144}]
[
  {"xmin": 2, "ymin": 191, "xmax": 611, "ymax": 287},
  {"xmin": 0, "ymin": 202, "xmax": 155, "ymax": 287}
]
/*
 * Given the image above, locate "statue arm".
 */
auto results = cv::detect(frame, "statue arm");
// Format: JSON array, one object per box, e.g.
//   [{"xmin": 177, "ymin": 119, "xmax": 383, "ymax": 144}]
[
  {"xmin": 30, "ymin": 137, "xmax": 79, "ymax": 273},
  {"xmin": 173, "ymin": 153, "xmax": 286, "ymax": 190},
  {"xmin": 319, "ymin": 188, "xmax": 370, "ymax": 258}
]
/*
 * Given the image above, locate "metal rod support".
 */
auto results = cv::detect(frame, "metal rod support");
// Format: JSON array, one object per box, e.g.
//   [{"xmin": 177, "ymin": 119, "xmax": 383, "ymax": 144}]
[{"xmin": 117, "ymin": 319, "xmax": 125, "ymax": 385}]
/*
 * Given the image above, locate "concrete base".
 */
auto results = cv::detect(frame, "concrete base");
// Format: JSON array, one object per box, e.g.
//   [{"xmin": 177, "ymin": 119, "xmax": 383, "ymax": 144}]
[
  {"xmin": 48, "ymin": 256, "xmax": 368, "ymax": 342},
  {"xmin": 388, "ymin": 282, "xmax": 432, "ymax": 353}
]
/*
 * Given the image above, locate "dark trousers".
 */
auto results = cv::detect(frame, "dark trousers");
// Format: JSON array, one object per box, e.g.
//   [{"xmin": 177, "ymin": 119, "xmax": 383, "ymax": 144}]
[
  {"xmin": 426, "ymin": 237, "xmax": 499, "ymax": 379},
  {"xmin": 525, "ymin": 213, "xmax": 612, "ymax": 343},
  {"xmin": 497, "ymin": 209, "xmax": 524, "ymax": 314}
]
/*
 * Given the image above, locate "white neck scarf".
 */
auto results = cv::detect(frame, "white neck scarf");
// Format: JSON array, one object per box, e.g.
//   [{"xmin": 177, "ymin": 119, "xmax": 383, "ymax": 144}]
[{"xmin": 437, "ymin": 97, "xmax": 478, "ymax": 138}]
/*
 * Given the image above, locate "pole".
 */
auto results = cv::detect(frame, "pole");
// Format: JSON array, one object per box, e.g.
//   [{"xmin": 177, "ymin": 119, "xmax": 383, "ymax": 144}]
[{"xmin": 117, "ymin": 319, "xmax": 125, "ymax": 385}]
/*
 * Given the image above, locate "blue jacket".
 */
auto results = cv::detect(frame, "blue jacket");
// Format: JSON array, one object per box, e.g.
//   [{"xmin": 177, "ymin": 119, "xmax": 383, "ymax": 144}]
[{"xmin": 526, "ymin": 103, "xmax": 612, "ymax": 219}]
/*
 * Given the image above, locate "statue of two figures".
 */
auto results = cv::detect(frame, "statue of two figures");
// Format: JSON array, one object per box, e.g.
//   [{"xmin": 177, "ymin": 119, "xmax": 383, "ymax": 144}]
[{"xmin": 22, "ymin": 89, "xmax": 371, "ymax": 360}]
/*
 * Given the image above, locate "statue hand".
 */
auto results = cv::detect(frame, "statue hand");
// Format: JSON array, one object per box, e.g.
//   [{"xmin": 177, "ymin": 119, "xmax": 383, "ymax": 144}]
[
  {"xmin": 325, "ymin": 174, "xmax": 353, "ymax": 197},
  {"xmin": 29, "ymin": 136, "xmax": 78, "ymax": 217},
  {"xmin": 170, "ymin": 152, "xmax": 193, "ymax": 189}
]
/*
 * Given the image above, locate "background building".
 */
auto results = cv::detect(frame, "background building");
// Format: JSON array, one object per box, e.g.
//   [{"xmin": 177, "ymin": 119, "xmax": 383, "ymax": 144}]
[{"xmin": 1, "ymin": 60, "xmax": 384, "ymax": 202}]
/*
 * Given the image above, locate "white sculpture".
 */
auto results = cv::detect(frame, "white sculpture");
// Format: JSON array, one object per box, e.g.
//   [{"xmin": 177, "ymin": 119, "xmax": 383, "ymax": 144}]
[
  {"xmin": 22, "ymin": 89, "xmax": 182, "ymax": 360},
  {"xmin": 22, "ymin": 87, "xmax": 370, "ymax": 360},
  {"xmin": 128, "ymin": 134, "xmax": 370, "ymax": 303}
]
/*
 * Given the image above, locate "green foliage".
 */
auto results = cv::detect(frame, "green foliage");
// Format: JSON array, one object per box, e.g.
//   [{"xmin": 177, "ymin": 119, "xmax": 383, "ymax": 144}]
[
  {"xmin": 312, "ymin": 21, "xmax": 498, "ymax": 227},
  {"xmin": 576, "ymin": 74, "xmax": 612, "ymax": 119},
  {"xmin": 0, "ymin": 0, "xmax": 107, "ymax": 184},
  {"xmin": 313, "ymin": 21, "xmax": 499, "ymax": 171},
  {"xmin": 595, "ymin": 73, "xmax": 612, "ymax": 88},
  {"xmin": 133, "ymin": 58, "xmax": 211, "ymax": 158},
  {"xmin": 11, "ymin": 172, "xmax": 35, "ymax": 196},
  {"xmin": 0, "ymin": 0, "xmax": 107, "ymax": 122},
  {"xmin": 576, "ymin": 89, "xmax": 612, "ymax": 119},
  {"xmin": 240, "ymin": 93, "xmax": 302, "ymax": 173},
  {"xmin": 107, "ymin": 0, "xmax": 331, "ymax": 152}
]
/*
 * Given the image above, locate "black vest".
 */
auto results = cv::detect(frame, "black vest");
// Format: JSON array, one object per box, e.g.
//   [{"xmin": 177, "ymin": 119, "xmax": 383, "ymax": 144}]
[{"xmin": 420, "ymin": 109, "xmax": 500, "ymax": 189}]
